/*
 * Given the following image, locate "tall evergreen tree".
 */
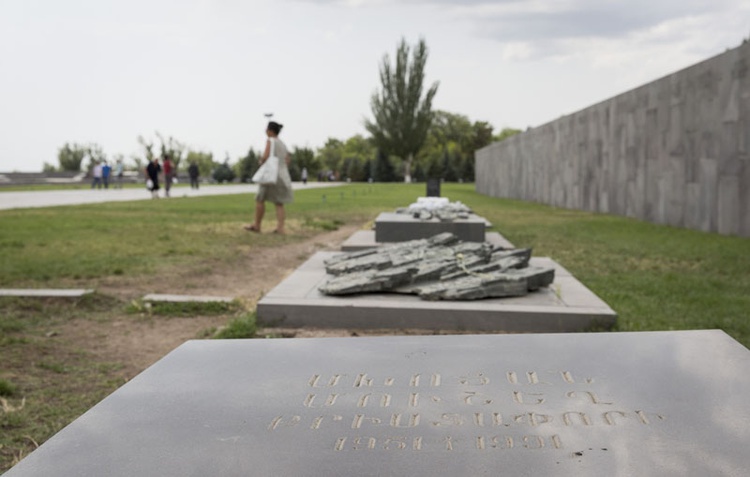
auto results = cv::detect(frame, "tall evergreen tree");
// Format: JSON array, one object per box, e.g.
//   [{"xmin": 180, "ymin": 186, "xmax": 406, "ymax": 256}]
[{"xmin": 365, "ymin": 37, "xmax": 439, "ymax": 182}]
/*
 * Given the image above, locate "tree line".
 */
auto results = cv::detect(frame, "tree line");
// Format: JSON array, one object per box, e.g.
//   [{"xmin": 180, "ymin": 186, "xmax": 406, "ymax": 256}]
[{"xmin": 47, "ymin": 38, "xmax": 520, "ymax": 183}]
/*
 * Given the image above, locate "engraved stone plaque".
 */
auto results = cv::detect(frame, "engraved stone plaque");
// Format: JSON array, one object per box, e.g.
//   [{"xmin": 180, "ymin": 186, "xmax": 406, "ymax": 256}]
[
  {"xmin": 6, "ymin": 331, "xmax": 750, "ymax": 476},
  {"xmin": 426, "ymin": 178, "xmax": 441, "ymax": 197}
]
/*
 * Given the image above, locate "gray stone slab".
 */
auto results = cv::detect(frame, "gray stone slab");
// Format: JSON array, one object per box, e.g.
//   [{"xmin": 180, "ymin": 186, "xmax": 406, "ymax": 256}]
[
  {"xmin": 6, "ymin": 330, "xmax": 750, "ymax": 476},
  {"xmin": 142, "ymin": 293, "xmax": 235, "ymax": 303},
  {"xmin": 341, "ymin": 230, "xmax": 515, "ymax": 252},
  {"xmin": 0, "ymin": 288, "xmax": 94, "ymax": 298},
  {"xmin": 256, "ymin": 252, "xmax": 616, "ymax": 332},
  {"xmin": 375, "ymin": 212, "xmax": 486, "ymax": 243}
]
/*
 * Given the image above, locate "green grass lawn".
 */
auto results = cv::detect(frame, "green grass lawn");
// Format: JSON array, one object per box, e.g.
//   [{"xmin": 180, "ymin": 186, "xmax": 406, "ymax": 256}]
[
  {"xmin": 1, "ymin": 182, "xmax": 749, "ymax": 471},
  {"xmin": 1, "ymin": 182, "xmax": 748, "ymax": 347}
]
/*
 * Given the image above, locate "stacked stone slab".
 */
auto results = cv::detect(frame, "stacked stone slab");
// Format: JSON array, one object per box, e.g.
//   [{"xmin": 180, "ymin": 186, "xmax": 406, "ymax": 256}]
[
  {"xmin": 320, "ymin": 232, "xmax": 553, "ymax": 301},
  {"xmin": 373, "ymin": 197, "xmax": 489, "ymax": 243}
]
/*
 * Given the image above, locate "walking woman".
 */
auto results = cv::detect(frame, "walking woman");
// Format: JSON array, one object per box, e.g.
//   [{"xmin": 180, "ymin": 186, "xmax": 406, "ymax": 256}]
[{"xmin": 245, "ymin": 121, "xmax": 293, "ymax": 234}]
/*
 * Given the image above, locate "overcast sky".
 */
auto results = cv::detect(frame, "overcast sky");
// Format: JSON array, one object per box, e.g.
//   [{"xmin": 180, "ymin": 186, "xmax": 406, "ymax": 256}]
[{"xmin": 1, "ymin": 0, "xmax": 749, "ymax": 172}]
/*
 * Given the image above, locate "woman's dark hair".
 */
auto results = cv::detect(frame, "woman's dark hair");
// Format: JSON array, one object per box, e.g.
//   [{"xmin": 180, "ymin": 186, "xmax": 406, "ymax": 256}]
[{"xmin": 267, "ymin": 121, "xmax": 283, "ymax": 135}]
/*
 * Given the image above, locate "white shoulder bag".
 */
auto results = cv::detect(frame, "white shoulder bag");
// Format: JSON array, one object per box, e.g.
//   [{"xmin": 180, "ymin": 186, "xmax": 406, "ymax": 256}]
[{"xmin": 252, "ymin": 138, "xmax": 280, "ymax": 185}]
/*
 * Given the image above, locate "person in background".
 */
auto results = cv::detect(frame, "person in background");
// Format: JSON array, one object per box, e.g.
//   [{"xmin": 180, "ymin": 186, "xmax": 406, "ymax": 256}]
[
  {"xmin": 188, "ymin": 161, "xmax": 199, "ymax": 189},
  {"xmin": 91, "ymin": 161, "xmax": 103, "ymax": 189},
  {"xmin": 145, "ymin": 157, "xmax": 161, "ymax": 199},
  {"xmin": 114, "ymin": 159, "xmax": 124, "ymax": 189},
  {"xmin": 101, "ymin": 161, "xmax": 111, "ymax": 189},
  {"xmin": 301, "ymin": 167, "xmax": 308, "ymax": 185},
  {"xmin": 162, "ymin": 154, "xmax": 173, "ymax": 198},
  {"xmin": 244, "ymin": 121, "xmax": 293, "ymax": 234}
]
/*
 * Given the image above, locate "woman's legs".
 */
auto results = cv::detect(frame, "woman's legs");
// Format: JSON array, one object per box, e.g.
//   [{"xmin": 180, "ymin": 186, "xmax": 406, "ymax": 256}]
[
  {"xmin": 274, "ymin": 203, "xmax": 285, "ymax": 233},
  {"xmin": 253, "ymin": 201, "xmax": 265, "ymax": 229}
]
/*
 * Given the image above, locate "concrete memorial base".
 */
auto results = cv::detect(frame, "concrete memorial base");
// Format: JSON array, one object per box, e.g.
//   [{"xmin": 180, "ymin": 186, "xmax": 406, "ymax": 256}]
[
  {"xmin": 257, "ymin": 252, "xmax": 616, "ymax": 332},
  {"xmin": 342, "ymin": 230, "xmax": 515, "ymax": 252},
  {"xmin": 6, "ymin": 330, "xmax": 750, "ymax": 476},
  {"xmin": 375, "ymin": 212, "xmax": 486, "ymax": 242}
]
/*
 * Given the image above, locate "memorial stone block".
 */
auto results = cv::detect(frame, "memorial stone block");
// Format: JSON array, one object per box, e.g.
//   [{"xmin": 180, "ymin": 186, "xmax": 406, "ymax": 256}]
[
  {"xmin": 426, "ymin": 178, "xmax": 441, "ymax": 197},
  {"xmin": 375, "ymin": 212, "xmax": 485, "ymax": 243},
  {"xmin": 6, "ymin": 331, "xmax": 750, "ymax": 476}
]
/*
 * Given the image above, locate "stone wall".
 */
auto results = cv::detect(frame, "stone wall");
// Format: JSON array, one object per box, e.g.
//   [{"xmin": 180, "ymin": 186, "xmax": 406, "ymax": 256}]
[{"xmin": 476, "ymin": 41, "xmax": 750, "ymax": 237}]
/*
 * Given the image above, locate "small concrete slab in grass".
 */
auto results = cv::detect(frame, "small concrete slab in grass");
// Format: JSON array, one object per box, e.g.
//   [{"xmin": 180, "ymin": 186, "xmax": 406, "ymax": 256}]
[
  {"xmin": 256, "ymin": 252, "xmax": 616, "ymax": 332},
  {"xmin": 0, "ymin": 288, "xmax": 94, "ymax": 298},
  {"xmin": 375, "ymin": 212, "xmax": 486, "ymax": 243},
  {"xmin": 6, "ymin": 330, "xmax": 750, "ymax": 476},
  {"xmin": 142, "ymin": 294, "xmax": 235, "ymax": 303},
  {"xmin": 342, "ymin": 230, "xmax": 515, "ymax": 252}
]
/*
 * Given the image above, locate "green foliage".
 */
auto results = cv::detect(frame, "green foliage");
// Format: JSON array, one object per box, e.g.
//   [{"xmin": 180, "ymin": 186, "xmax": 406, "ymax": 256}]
[
  {"xmin": 365, "ymin": 37, "xmax": 439, "ymax": 181},
  {"xmin": 212, "ymin": 161, "xmax": 236, "ymax": 183},
  {"xmin": 137, "ymin": 135, "xmax": 155, "ymax": 163},
  {"xmin": 84, "ymin": 143, "xmax": 107, "ymax": 172},
  {"xmin": 56, "ymin": 143, "xmax": 90, "ymax": 172},
  {"xmin": 0, "ymin": 379, "xmax": 17, "ymax": 397},
  {"xmin": 186, "ymin": 150, "xmax": 215, "ymax": 178},
  {"xmin": 416, "ymin": 110, "xmax": 497, "ymax": 182},
  {"xmin": 493, "ymin": 127, "xmax": 522, "ymax": 142},
  {"xmin": 235, "ymin": 148, "xmax": 260, "ymax": 183},
  {"xmin": 214, "ymin": 312, "xmax": 257, "ymax": 339},
  {"xmin": 155, "ymin": 132, "xmax": 186, "ymax": 171},
  {"xmin": 373, "ymin": 150, "xmax": 397, "ymax": 182},
  {"xmin": 127, "ymin": 299, "xmax": 241, "ymax": 317},
  {"xmin": 316, "ymin": 138, "xmax": 345, "ymax": 176},
  {"xmin": 290, "ymin": 146, "xmax": 318, "ymax": 181}
]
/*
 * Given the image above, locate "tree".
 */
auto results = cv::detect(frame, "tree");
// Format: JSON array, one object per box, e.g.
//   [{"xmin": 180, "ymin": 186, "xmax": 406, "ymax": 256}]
[
  {"xmin": 137, "ymin": 135, "xmax": 155, "ymax": 163},
  {"xmin": 290, "ymin": 147, "xmax": 319, "ymax": 181},
  {"xmin": 56, "ymin": 143, "xmax": 88, "ymax": 171},
  {"xmin": 155, "ymin": 132, "xmax": 186, "ymax": 172},
  {"xmin": 493, "ymin": 127, "xmax": 522, "ymax": 142},
  {"xmin": 373, "ymin": 149, "xmax": 396, "ymax": 182},
  {"xmin": 212, "ymin": 160, "xmax": 235, "ymax": 183},
  {"xmin": 316, "ymin": 138, "xmax": 344, "ymax": 176},
  {"xmin": 85, "ymin": 144, "xmax": 106, "ymax": 172},
  {"xmin": 235, "ymin": 148, "xmax": 259, "ymax": 183},
  {"xmin": 365, "ymin": 37, "xmax": 439, "ymax": 182},
  {"xmin": 185, "ymin": 150, "xmax": 214, "ymax": 177}
]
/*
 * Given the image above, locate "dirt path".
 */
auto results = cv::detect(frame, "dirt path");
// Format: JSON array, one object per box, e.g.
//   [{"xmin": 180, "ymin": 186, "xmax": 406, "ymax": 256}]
[{"xmin": 58, "ymin": 225, "xmax": 367, "ymax": 380}]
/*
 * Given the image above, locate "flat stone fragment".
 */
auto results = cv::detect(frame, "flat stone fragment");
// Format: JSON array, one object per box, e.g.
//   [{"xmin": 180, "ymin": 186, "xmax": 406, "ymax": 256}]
[
  {"xmin": 6, "ymin": 331, "xmax": 750, "ymax": 476},
  {"xmin": 0, "ymin": 289, "xmax": 94, "ymax": 298},
  {"xmin": 142, "ymin": 294, "xmax": 235, "ymax": 303}
]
